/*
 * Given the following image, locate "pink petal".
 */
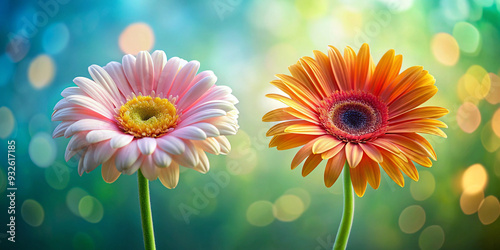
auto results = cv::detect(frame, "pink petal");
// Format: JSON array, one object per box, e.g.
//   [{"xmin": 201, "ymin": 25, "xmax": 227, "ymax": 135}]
[
  {"xmin": 136, "ymin": 51, "xmax": 154, "ymax": 94},
  {"xmin": 178, "ymin": 109, "xmax": 226, "ymax": 127},
  {"xmin": 53, "ymin": 121, "xmax": 72, "ymax": 138},
  {"xmin": 89, "ymin": 65, "xmax": 124, "ymax": 104},
  {"xmin": 168, "ymin": 61, "xmax": 200, "ymax": 97},
  {"xmin": 137, "ymin": 137, "xmax": 157, "ymax": 155},
  {"xmin": 170, "ymin": 126, "xmax": 207, "ymax": 140},
  {"xmin": 151, "ymin": 50, "xmax": 167, "ymax": 87},
  {"xmin": 73, "ymin": 77, "xmax": 115, "ymax": 111},
  {"xmin": 171, "ymin": 140, "xmax": 198, "ymax": 168},
  {"xmin": 176, "ymin": 74, "xmax": 217, "ymax": 110},
  {"xmin": 103, "ymin": 61, "xmax": 134, "ymax": 98},
  {"xmin": 93, "ymin": 140, "xmax": 117, "ymax": 165},
  {"xmin": 68, "ymin": 132, "xmax": 90, "ymax": 151},
  {"xmin": 110, "ymin": 134, "xmax": 134, "ymax": 149},
  {"xmin": 61, "ymin": 87, "xmax": 86, "ymax": 97},
  {"xmin": 65, "ymin": 95, "xmax": 114, "ymax": 120},
  {"xmin": 140, "ymin": 156, "xmax": 159, "ymax": 181},
  {"xmin": 191, "ymin": 123, "xmax": 220, "ymax": 137},
  {"xmin": 192, "ymin": 138, "xmax": 220, "ymax": 155},
  {"xmin": 122, "ymin": 54, "xmax": 140, "ymax": 94},
  {"xmin": 64, "ymin": 119, "xmax": 117, "ymax": 138},
  {"xmin": 193, "ymin": 148, "xmax": 209, "ymax": 173},
  {"xmin": 156, "ymin": 135, "xmax": 186, "ymax": 155},
  {"xmin": 86, "ymin": 130, "xmax": 121, "ymax": 143},
  {"xmin": 156, "ymin": 57, "xmax": 182, "ymax": 95},
  {"xmin": 215, "ymin": 136, "xmax": 231, "ymax": 154},
  {"xmin": 115, "ymin": 141, "xmax": 140, "ymax": 171},
  {"xmin": 152, "ymin": 148, "xmax": 172, "ymax": 167}
]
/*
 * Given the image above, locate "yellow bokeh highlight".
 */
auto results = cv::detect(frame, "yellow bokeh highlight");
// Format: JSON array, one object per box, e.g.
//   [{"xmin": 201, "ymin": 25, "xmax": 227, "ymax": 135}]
[
  {"xmin": 285, "ymin": 188, "xmax": 311, "ymax": 210},
  {"xmin": 0, "ymin": 107, "xmax": 15, "ymax": 139},
  {"xmin": 273, "ymin": 194, "xmax": 304, "ymax": 222},
  {"xmin": 461, "ymin": 164, "xmax": 488, "ymax": 194},
  {"xmin": 431, "ymin": 33, "xmax": 459, "ymax": 66},
  {"xmin": 478, "ymin": 196, "xmax": 500, "ymax": 225},
  {"xmin": 492, "ymin": 108, "xmax": 500, "ymax": 138},
  {"xmin": 460, "ymin": 191, "xmax": 484, "ymax": 215},
  {"xmin": 295, "ymin": 0, "xmax": 328, "ymax": 19},
  {"xmin": 28, "ymin": 54, "xmax": 55, "ymax": 89},
  {"xmin": 399, "ymin": 205, "xmax": 426, "ymax": 234},
  {"xmin": 456, "ymin": 102, "xmax": 481, "ymax": 133},
  {"xmin": 246, "ymin": 200, "xmax": 275, "ymax": 227},
  {"xmin": 410, "ymin": 171, "xmax": 435, "ymax": 201},
  {"xmin": 119, "ymin": 23, "xmax": 155, "ymax": 55},
  {"xmin": 78, "ymin": 195, "xmax": 104, "ymax": 223},
  {"xmin": 481, "ymin": 121, "xmax": 500, "ymax": 152},
  {"xmin": 418, "ymin": 225, "xmax": 445, "ymax": 250},
  {"xmin": 485, "ymin": 73, "xmax": 500, "ymax": 104},
  {"xmin": 21, "ymin": 199, "xmax": 45, "ymax": 227}
]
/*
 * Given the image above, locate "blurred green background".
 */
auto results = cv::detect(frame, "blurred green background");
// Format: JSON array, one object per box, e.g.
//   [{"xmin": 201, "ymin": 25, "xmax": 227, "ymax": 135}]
[{"xmin": 1, "ymin": 0, "xmax": 500, "ymax": 249}]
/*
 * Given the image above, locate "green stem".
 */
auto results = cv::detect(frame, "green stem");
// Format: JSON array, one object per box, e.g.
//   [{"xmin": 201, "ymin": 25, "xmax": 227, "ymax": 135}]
[
  {"xmin": 332, "ymin": 162, "xmax": 355, "ymax": 250},
  {"xmin": 138, "ymin": 170, "xmax": 156, "ymax": 250}
]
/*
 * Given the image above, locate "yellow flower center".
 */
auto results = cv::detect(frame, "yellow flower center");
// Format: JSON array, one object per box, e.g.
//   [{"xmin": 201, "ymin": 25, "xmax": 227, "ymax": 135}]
[{"xmin": 116, "ymin": 96, "xmax": 179, "ymax": 138}]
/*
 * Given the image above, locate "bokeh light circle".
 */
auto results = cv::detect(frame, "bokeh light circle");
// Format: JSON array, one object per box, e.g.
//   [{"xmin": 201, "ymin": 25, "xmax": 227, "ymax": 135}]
[
  {"xmin": 410, "ymin": 171, "xmax": 435, "ymax": 201},
  {"xmin": 67, "ymin": 187, "xmax": 89, "ymax": 216},
  {"xmin": 119, "ymin": 23, "xmax": 155, "ymax": 55},
  {"xmin": 485, "ymin": 73, "xmax": 500, "ymax": 104},
  {"xmin": 28, "ymin": 54, "xmax": 55, "ymax": 89},
  {"xmin": 461, "ymin": 164, "xmax": 488, "ymax": 194},
  {"xmin": 431, "ymin": 33, "xmax": 459, "ymax": 66},
  {"xmin": 42, "ymin": 22, "xmax": 70, "ymax": 54},
  {"xmin": 478, "ymin": 195, "xmax": 500, "ymax": 225},
  {"xmin": 295, "ymin": 0, "xmax": 328, "ymax": 19},
  {"xmin": 0, "ymin": 107, "xmax": 15, "ymax": 139},
  {"xmin": 418, "ymin": 225, "xmax": 445, "ymax": 250},
  {"xmin": 481, "ymin": 121, "xmax": 500, "ymax": 152},
  {"xmin": 492, "ymin": 108, "xmax": 500, "ymax": 138},
  {"xmin": 285, "ymin": 188, "xmax": 311, "ymax": 210},
  {"xmin": 29, "ymin": 132, "xmax": 57, "ymax": 168},
  {"xmin": 21, "ymin": 199, "xmax": 45, "ymax": 227},
  {"xmin": 246, "ymin": 200, "xmax": 275, "ymax": 227},
  {"xmin": 453, "ymin": 22, "xmax": 481, "ymax": 54},
  {"xmin": 398, "ymin": 205, "xmax": 426, "ymax": 234},
  {"xmin": 460, "ymin": 191, "xmax": 484, "ymax": 215},
  {"xmin": 456, "ymin": 102, "xmax": 481, "ymax": 133},
  {"xmin": 78, "ymin": 195, "xmax": 104, "ymax": 223},
  {"xmin": 273, "ymin": 194, "xmax": 305, "ymax": 222}
]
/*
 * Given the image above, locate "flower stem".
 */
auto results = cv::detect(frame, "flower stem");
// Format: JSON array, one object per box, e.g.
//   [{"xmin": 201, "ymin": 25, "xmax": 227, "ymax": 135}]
[
  {"xmin": 332, "ymin": 162, "xmax": 354, "ymax": 250},
  {"xmin": 138, "ymin": 170, "xmax": 156, "ymax": 250}
]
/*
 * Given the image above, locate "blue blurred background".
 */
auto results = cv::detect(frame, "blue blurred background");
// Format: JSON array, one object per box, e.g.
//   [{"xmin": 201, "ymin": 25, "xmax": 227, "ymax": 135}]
[{"xmin": 1, "ymin": 0, "xmax": 500, "ymax": 249}]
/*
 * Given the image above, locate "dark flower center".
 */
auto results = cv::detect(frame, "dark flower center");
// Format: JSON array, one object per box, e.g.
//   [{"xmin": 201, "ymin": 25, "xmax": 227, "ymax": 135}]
[{"xmin": 318, "ymin": 91, "xmax": 388, "ymax": 142}]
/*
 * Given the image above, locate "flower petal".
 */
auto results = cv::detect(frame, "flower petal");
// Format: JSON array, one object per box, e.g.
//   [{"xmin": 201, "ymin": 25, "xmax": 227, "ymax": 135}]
[
  {"xmin": 159, "ymin": 162, "xmax": 179, "ymax": 189},
  {"xmin": 153, "ymin": 148, "xmax": 172, "ymax": 167},
  {"xmin": 101, "ymin": 156, "xmax": 120, "ymax": 183},
  {"xmin": 110, "ymin": 134, "xmax": 134, "ymax": 149},
  {"xmin": 115, "ymin": 141, "xmax": 140, "ymax": 171},
  {"xmin": 345, "ymin": 143, "xmax": 363, "ymax": 168},
  {"xmin": 137, "ymin": 137, "xmax": 157, "ymax": 155},
  {"xmin": 302, "ymin": 153, "xmax": 323, "ymax": 177},
  {"xmin": 157, "ymin": 136, "xmax": 185, "ymax": 155},
  {"xmin": 324, "ymin": 147, "xmax": 346, "ymax": 187}
]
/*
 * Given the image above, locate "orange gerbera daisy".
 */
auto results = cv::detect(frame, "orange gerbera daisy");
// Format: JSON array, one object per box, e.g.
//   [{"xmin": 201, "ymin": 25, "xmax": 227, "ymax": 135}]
[{"xmin": 263, "ymin": 44, "xmax": 448, "ymax": 197}]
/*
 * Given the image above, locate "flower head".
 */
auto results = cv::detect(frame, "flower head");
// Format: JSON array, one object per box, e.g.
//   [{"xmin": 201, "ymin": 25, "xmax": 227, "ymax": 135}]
[
  {"xmin": 263, "ymin": 44, "xmax": 447, "ymax": 197},
  {"xmin": 53, "ymin": 50, "xmax": 239, "ymax": 188}
]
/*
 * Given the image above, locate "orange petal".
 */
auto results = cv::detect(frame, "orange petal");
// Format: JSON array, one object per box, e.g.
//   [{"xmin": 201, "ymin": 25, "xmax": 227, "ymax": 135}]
[
  {"xmin": 345, "ymin": 142, "xmax": 363, "ymax": 168},
  {"xmin": 266, "ymin": 93, "xmax": 318, "ymax": 122},
  {"xmin": 101, "ymin": 157, "xmax": 120, "ymax": 183},
  {"xmin": 324, "ymin": 148, "xmax": 346, "ymax": 187},
  {"xmin": 388, "ymin": 86, "xmax": 438, "ymax": 118},
  {"xmin": 300, "ymin": 57, "xmax": 328, "ymax": 98},
  {"xmin": 276, "ymin": 74, "xmax": 321, "ymax": 105},
  {"xmin": 312, "ymin": 135, "xmax": 342, "ymax": 154},
  {"xmin": 370, "ymin": 49, "xmax": 395, "ymax": 93},
  {"xmin": 322, "ymin": 142, "xmax": 346, "ymax": 159},
  {"xmin": 262, "ymin": 108, "xmax": 299, "ymax": 122},
  {"xmin": 389, "ymin": 106, "xmax": 449, "ymax": 123},
  {"xmin": 285, "ymin": 124, "xmax": 327, "ymax": 135},
  {"xmin": 387, "ymin": 123, "xmax": 447, "ymax": 138},
  {"xmin": 270, "ymin": 79, "xmax": 317, "ymax": 109},
  {"xmin": 386, "ymin": 152, "xmax": 419, "ymax": 181},
  {"xmin": 266, "ymin": 121, "xmax": 312, "ymax": 136},
  {"xmin": 361, "ymin": 155, "xmax": 381, "ymax": 189},
  {"xmin": 344, "ymin": 46, "xmax": 357, "ymax": 88},
  {"xmin": 371, "ymin": 138, "xmax": 407, "ymax": 162},
  {"xmin": 359, "ymin": 142, "xmax": 383, "ymax": 162},
  {"xmin": 380, "ymin": 154, "xmax": 405, "ymax": 187},
  {"xmin": 398, "ymin": 146, "xmax": 433, "ymax": 168},
  {"xmin": 350, "ymin": 162, "xmax": 367, "ymax": 197},
  {"xmin": 313, "ymin": 50, "xmax": 338, "ymax": 92},
  {"xmin": 269, "ymin": 134, "xmax": 319, "ymax": 150},
  {"xmin": 374, "ymin": 54, "xmax": 403, "ymax": 96},
  {"xmin": 328, "ymin": 45, "xmax": 350, "ymax": 91},
  {"xmin": 289, "ymin": 63, "xmax": 323, "ymax": 99},
  {"xmin": 355, "ymin": 43, "xmax": 371, "ymax": 91},
  {"xmin": 380, "ymin": 66, "xmax": 423, "ymax": 103},
  {"xmin": 291, "ymin": 137, "xmax": 321, "ymax": 169},
  {"xmin": 384, "ymin": 134, "xmax": 437, "ymax": 160},
  {"xmin": 302, "ymin": 153, "xmax": 323, "ymax": 177}
]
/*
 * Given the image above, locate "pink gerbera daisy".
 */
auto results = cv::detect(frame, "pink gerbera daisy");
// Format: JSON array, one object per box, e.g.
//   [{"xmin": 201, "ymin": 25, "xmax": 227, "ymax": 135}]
[{"xmin": 52, "ymin": 50, "xmax": 239, "ymax": 189}]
